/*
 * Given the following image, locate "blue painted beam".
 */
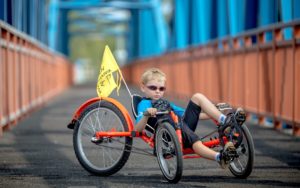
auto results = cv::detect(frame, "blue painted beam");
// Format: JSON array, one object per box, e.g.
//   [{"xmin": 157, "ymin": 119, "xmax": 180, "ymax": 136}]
[
  {"xmin": 0, "ymin": 0, "xmax": 5, "ymax": 20},
  {"xmin": 58, "ymin": 9, "xmax": 69, "ymax": 55},
  {"xmin": 152, "ymin": 0, "xmax": 168, "ymax": 52},
  {"xmin": 48, "ymin": 0, "xmax": 59, "ymax": 51},
  {"xmin": 228, "ymin": 0, "xmax": 246, "ymax": 36},
  {"xmin": 69, "ymin": 13, "xmax": 130, "ymax": 23},
  {"xmin": 281, "ymin": 0, "xmax": 292, "ymax": 39},
  {"xmin": 59, "ymin": 0, "xmax": 154, "ymax": 10},
  {"xmin": 22, "ymin": 0, "xmax": 27, "ymax": 33},
  {"xmin": 295, "ymin": 0, "xmax": 300, "ymax": 19},
  {"xmin": 195, "ymin": 0, "xmax": 214, "ymax": 45},
  {"xmin": 259, "ymin": 0, "xmax": 277, "ymax": 26},
  {"xmin": 40, "ymin": 0, "xmax": 47, "ymax": 44},
  {"xmin": 127, "ymin": 9, "xmax": 139, "ymax": 59},
  {"xmin": 173, "ymin": 0, "xmax": 189, "ymax": 49},
  {"xmin": 29, "ymin": 0, "xmax": 34, "ymax": 36},
  {"xmin": 245, "ymin": 0, "xmax": 258, "ymax": 30},
  {"xmin": 259, "ymin": 0, "xmax": 278, "ymax": 41},
  {"xmin": 138, "ymin": 0, "xmax": 168, "ymax": 57},
  {"xmin": 190, "ymin": 0, "xmax": 200, "ymax": 45},
  {"xmin": 139, "ymin": 3, "xmax": 157, "ymax": 56},
  {"xmin": 6, "ymin": 0, "xmax": 12, "ymax": 24},
  {"xmin": 70, "ymin": 30, "xmax": 127, "ymax": 37},
  {"xmin": 217, "ymin": 0, "xmax": 228, "ymax": 38}
]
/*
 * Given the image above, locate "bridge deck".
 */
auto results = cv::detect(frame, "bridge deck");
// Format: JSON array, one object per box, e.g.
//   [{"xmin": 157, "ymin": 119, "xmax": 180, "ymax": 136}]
[{"xmin": 0, "ymin": 83, "xmax": 299, "ymax": 187}]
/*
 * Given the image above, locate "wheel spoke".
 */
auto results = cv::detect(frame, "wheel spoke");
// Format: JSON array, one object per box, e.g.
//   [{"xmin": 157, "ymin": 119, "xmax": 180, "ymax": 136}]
[
  {"xmin": 87, "ymin": 115, "xmax": 96, "ymax": 133},
  {"xmin": 94, "ymin": 110, "xmax": 104, "ymax": 132}
]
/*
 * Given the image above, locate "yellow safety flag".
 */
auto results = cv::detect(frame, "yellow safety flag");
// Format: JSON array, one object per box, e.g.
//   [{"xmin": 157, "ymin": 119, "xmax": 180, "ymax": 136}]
[{"xmin": 96, "ymin": 45, "xmax": 121, "ymax": 97}]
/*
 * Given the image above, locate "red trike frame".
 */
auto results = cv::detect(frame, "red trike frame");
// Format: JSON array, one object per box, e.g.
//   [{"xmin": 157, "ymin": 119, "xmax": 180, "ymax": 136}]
[{"xmin": 70, "ymin": 97, "xmax": 229, "ymax": 160}]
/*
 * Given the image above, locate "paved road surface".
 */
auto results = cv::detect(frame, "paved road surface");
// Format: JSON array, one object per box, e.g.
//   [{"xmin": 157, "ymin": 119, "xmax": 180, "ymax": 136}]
[{"xmin": 1, "ymin": 83, "xmax": 300, "ymax": 188}]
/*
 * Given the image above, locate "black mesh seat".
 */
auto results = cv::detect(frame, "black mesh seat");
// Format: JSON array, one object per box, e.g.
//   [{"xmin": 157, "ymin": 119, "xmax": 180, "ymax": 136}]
[{"xmin": 131, "ymin": 94, "xmax": 143, "ymax": 119}]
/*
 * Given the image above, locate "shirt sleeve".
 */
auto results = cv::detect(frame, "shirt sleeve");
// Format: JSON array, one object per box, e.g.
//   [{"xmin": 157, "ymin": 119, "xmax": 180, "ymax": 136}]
[
  {"xmin": 170, "ymin": 102, "xmax": 185, "ymax": 117},
  {"xmin": 136, "ymin": 100, "xmax": 152, "ymax": 123}
]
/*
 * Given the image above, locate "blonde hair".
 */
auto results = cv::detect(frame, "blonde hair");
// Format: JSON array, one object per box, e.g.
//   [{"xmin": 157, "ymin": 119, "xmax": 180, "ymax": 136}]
[{"xmin": 141, "ymin": 68, "xmax": 166, "ymax": 84}]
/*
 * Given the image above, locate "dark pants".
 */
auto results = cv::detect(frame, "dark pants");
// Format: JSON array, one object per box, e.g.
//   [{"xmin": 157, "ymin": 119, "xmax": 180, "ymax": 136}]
[{"xmin": 181, "ymin": 100, "xmax": 202, "ymax": 148}]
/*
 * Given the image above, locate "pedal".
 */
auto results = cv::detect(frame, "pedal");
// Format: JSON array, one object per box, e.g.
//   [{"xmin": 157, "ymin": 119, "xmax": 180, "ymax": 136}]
[
  {"xmin": 223, "ymin": 144, "xmax": 238, "ymax": 160},
  {"xmin": 228, "ymin": 149, "xmax": 238, "ymax": 157}
]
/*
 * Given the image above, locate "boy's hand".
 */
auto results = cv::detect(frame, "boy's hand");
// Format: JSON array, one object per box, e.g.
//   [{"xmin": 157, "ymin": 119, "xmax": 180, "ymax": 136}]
[{"xmin": 144, "ymin": 108, "xmax": 157, "ymax": 117}]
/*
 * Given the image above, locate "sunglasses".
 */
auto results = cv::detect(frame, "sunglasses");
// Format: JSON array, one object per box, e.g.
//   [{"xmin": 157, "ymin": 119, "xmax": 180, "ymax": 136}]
[{"xmin": 146, "ymin": 85, "xmax": 166, "ymax": 92}]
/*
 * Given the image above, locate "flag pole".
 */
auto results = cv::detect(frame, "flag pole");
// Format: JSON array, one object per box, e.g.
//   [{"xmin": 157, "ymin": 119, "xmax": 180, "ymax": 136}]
[{"xmin": 117, "ymin": 69, "xmax": 133, "ymax": 98}]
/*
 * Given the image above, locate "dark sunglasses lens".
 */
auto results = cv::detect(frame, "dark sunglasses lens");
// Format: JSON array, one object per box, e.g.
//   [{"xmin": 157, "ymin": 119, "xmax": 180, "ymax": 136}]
[
  {"xmin": 148, "ymin": 86, "xmax": 157, "ymax": 91},
  {"xmin": 159, "ymin": 87, "xmax": 166, "ymax": 91},
  {"xmin": 147, "ymin": 86, "xmax": 165, "ymax": 91}
]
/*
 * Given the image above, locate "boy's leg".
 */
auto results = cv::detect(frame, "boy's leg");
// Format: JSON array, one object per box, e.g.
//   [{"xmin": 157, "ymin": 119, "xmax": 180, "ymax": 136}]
[
  {"xmin": 192, "ymin": 140, "xmax": 218, "ymax": 160},
  {"xmin": 190, "ymin": 93, "xmax": 223, "ymax": 121}
]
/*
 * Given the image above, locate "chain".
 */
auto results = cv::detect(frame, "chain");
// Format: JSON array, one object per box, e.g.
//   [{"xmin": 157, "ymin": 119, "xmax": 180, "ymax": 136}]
[
  {"xmin": 95, "ymin": 137, "xmax": 155, "ymax": 157},
  {"xmin": 200, "ymin": 129, "xmax": 218, "ymax": 141}
]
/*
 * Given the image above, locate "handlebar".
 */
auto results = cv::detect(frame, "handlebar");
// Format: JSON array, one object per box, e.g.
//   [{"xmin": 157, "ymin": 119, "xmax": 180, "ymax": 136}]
[{"xmin": 143, "ymin": 110, "xmax": 169, "ymax": 116}]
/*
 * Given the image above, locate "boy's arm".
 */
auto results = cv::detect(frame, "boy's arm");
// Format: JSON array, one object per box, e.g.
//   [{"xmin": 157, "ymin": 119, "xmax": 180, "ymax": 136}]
[
  {"xmin": 135, "ymin": 100, "xmax": 157, "ymax": 132},
  {"xmin": 135, "ymin": 108, "xmax": 157, "ymax": 132},
  {"xmin": 135, "ymin": 116, "xmax": 149, "ymax": 132}
]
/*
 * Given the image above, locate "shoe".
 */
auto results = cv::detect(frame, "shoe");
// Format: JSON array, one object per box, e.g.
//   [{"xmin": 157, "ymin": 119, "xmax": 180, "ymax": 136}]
[
  {"xmin": 219, "ymin": 108, "xmax": 246, "ymax": 131},
  {"xmin": 218, "ymin": 142, "xmax": 236, "ymax": 169},
  {"xmin": 235, "ymin": 107, "xmax": 246, "ymax": 125},
  {"xmin": 218, "ymin": 113, "xmax": 234, "ymax": 132}
]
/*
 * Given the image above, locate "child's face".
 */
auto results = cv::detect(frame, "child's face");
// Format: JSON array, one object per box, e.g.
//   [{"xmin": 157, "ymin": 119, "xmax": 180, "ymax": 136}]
[{"xmin": 141, "ymin": 78, "xmax": 166, "ymax": 100}]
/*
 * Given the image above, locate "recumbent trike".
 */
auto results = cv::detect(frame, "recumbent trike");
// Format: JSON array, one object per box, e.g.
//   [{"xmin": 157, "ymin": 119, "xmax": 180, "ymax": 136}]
[{"xmin": 67, "ymin": 95, "xmax": 254, "ymax": 183}]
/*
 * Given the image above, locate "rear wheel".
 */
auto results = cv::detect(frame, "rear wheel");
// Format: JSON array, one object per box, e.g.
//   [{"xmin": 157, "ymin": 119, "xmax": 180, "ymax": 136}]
[
  {"xmin": 73, "ymin": 101, "xmax": 132, "ymax": 176},
  {"xmin": 229, "ymin": 124, "xmax": 254, "ymax": 178},
  {"xmin": 155, "ymin": 122, "xmax": 183, "ymax": 183}
]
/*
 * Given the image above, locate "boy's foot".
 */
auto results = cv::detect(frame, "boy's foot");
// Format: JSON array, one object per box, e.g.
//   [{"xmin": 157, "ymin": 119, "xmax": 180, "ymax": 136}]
[
  {"xmin": 219, "ymin": 108, "xmax": 246, "ymax": 131},
  {"xmin": 235, "ymin": 107, "xmax": 246, "ymax": 124},
  {"xmin": 219, "ymin": 142, "xmax": 236, "ymax": 169},
  {"xmin": 218, "ymin": 113, "xmax": 234, "ymax": 132}
]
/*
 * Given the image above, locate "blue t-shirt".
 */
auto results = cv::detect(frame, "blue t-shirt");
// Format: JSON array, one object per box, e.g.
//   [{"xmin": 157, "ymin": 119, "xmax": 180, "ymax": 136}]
[{"xmin": 136, "ymin": 99, "xmax": 185, "ymax": 123}]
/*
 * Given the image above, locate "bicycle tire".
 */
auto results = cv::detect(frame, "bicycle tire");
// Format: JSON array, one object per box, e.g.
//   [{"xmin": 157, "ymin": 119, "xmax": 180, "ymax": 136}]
[
  {"xmin": 229, "ymin": 123, "xmax": 254, "ymax": 178},
  {"xmin": 73, "ymin": 100, "xmax": 132, "ymax": 176},
  {"xmin": 155, "ymin": 122, "xmax": 183, "ymax": 183}
]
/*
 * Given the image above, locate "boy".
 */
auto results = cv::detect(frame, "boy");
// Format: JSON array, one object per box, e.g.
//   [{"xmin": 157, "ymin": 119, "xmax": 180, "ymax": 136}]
[{"xmin": 135, "ymin": 68, "xmax": 237, "ymax": 168}]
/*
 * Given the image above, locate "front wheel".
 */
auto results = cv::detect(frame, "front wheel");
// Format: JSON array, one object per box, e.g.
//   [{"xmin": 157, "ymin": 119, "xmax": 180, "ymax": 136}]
[
  {"xmin": 229, "ymin": 123, "xmax": 254, "ymax": 178},
  {"xmin": 155, "ymin": 122, "xmax": 183, "ymax": 183},
  {"xmin": 73, "ymin": 101, "xmax": 132, "ymax": 176}
]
